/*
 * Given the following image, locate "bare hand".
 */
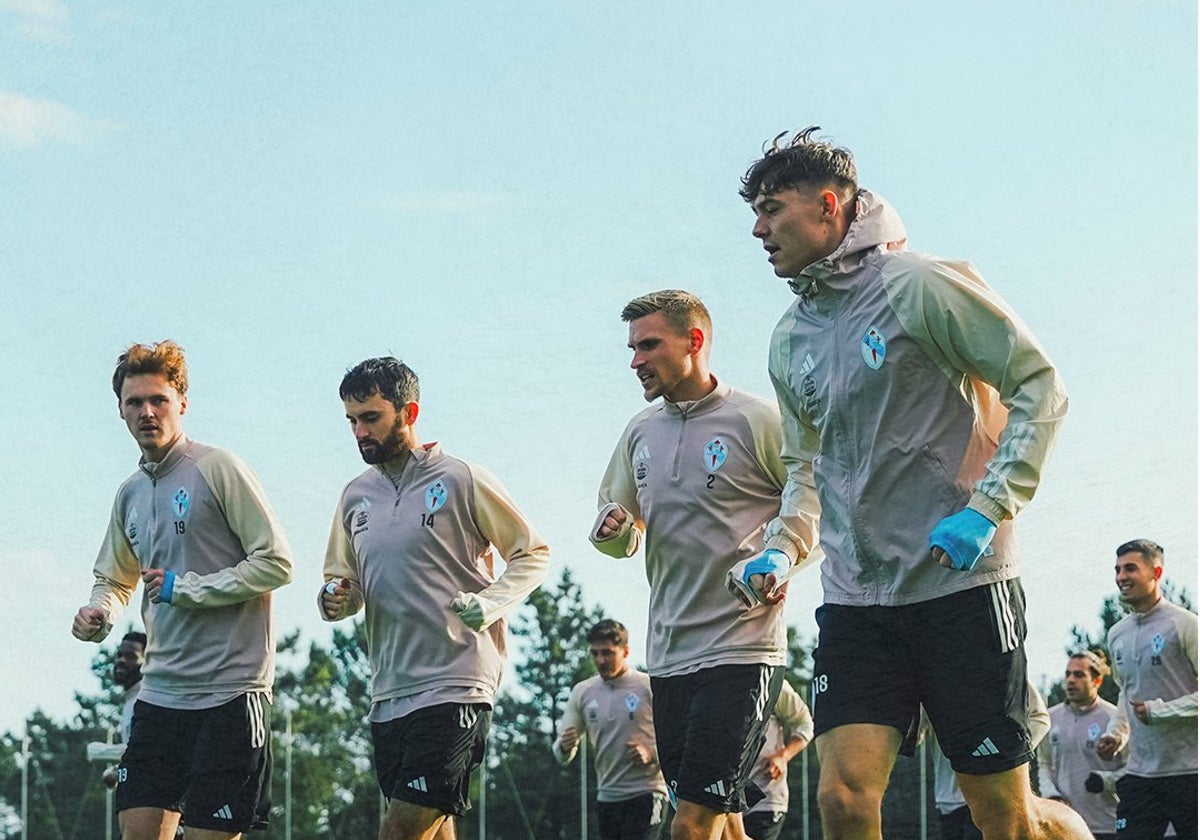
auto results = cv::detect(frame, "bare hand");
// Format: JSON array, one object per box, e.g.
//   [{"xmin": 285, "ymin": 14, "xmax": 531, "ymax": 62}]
[
  {"xmin": 748, "ymin": 573, "xmax": 789, "ymax": 606},
  {"xmin": 321, "ymin": 577, "xmax": 352, "ymax": 620},
  {"xmin": 930, "ymin": 546, "xmax": 952, "ymax": 568},
  {"xmin": 1095, "ymin": 733, "xmax": 1120, "ymax": 760},
  {"xmin": 71, "ymin": 606, "xmax": 107, "ymax": 641},
  {"xmin": 626, "ymin": 740, "xmax": 653, "ymax": 765},
  {"xmin": 595, "ymin": 507, "xmax": 628, "ymax": 540},
  {"xmin": 1131, "ymin": 700, "xmax": 1150, "ymax": 725},
  {"xmin": 558, "ymin": 726, "xmax": 580, "ymax": 754},
  {"xmin": 765, "ymin": 753, "xmax": 788, "ymax": 780},
  {"xmin": 141, "ymin": 568, "xmax": 167, "ymax": 603},
  {"xmin": 102, "ymin": 767, "xmax": 118, "ymax": 789}
]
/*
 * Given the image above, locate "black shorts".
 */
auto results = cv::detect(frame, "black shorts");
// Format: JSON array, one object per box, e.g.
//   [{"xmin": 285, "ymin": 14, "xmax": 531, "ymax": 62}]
[
  {"xmin": 371, "ymin": 702, "xmax": 491, "ymax": 817},
  {"xmin": 811, "ymin": 579, "xmax": 1031, "ymax": 775},
  {"xmin": 743, "ymin": 809, "xmax": 786, "ymax": 840},
  {"xmin": 651, "ymin": 664, "xmax": 783, "ymax": 813},
  {"xmin": 1115, "ymin": 773, "xmax": 1198, "ymax": 840},
  {"xmin": 116, "ymin": 693, "xmax": 272, "ymax": 833},
  {"xmin": 596, "ymin": 792, "xmax": 669, "ymax": 840}
]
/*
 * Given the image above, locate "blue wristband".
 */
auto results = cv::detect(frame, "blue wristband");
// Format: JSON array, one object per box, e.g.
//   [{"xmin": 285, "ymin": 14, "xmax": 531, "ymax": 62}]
[{"xmin": 160, "ymin": 570, "xmax": 176, "ymax": 603}]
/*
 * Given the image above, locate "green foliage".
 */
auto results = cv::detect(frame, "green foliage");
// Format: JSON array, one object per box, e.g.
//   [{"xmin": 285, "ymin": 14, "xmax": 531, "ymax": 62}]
[{"xmin": 474, "ymin": 567, "xmax": 608, "ymax": 840}]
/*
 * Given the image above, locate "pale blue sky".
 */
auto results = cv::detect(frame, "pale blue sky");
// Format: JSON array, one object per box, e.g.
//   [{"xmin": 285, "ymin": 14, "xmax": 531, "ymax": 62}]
[{"xmin": 1, "ymin": 1, "xmax": 1195, "ymax": 732}]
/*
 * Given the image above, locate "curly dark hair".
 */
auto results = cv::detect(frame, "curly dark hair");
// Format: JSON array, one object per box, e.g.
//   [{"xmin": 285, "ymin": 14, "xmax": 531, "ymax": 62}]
[{"xmin": 739, "ymin": 126, "xmax": 858, "ymax": 203}]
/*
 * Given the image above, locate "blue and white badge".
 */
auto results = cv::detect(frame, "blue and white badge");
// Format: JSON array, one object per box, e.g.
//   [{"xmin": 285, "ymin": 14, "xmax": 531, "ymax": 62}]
[
  {"xmin": 861, "ymin": 325, "xmax": 886, "ymax": 370},
  {"xmin": 1151, "ymin": 634, "xmax": 1165, "ymax": 655},
  {"xmin": 625, "ymin": 692, "xmax": 639, "ymax": 713},
  {"xmin": 172, "ymin": 487, "xmax": 190, "ymax": 517},
  {"xmin": 703, "ymin": 437, "xmax": 728, "ymax": 472},
  {"xmin": 126, "ymin": 509, "xmax": 139, "ymax": 540},
  {"xmin": 425, "ymin": 480, "xmax": 449, "ymax": 513},
  {"xmin": 1088, "ymin": 723, "xmax": 1102, "ymax": 741}
]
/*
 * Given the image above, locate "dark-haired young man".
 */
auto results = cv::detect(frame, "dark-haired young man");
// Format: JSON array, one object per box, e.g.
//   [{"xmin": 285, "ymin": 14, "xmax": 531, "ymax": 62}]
[
  {"xmin": 1038, "ymin": 651, "xmax": 1126, "ymax": 840},
  {"xmin": 554, "ymin": 619, "xmax": 668, "ymax": 840},
  {"xmin": 321, "ymin": 356, "xmax": 550, "ymax": 840},
  {"xmin": 737, "ymin": 129, "xmax": 1085, "ymax": 840},
  {"xmin": 72, "ymin": 340, "xmax": 294, "ymax": 840},
  {"xmin": 1096, "ymin": 539, "xmax": 1196, "ymax": 840},
  {"xmin": 591, "ymin": 290, "xmax": 797, "ymax": 840}
]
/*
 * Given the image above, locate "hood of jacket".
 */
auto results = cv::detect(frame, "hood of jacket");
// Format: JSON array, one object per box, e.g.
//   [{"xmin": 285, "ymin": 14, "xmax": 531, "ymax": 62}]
[{"xmin": 788, "ymin": 189, "xmax": 908, "ymax": 296}]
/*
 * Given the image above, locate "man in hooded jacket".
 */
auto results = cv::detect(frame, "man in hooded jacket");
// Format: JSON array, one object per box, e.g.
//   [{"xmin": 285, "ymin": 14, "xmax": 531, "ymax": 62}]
[{"xmin": 727, "ymin": 127, "xmax": 1087, "ymax": 840}]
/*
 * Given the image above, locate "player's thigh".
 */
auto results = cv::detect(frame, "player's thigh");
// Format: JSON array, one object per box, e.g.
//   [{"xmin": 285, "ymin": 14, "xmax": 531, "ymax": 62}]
[
  {"xmin": 379, "ymin": 798, "xmax": 448, "ymax": 840},
  {"xmin": 118, "ymin": 806, "xmax": 182, "ymax": 840},
  {"xmin": 814, "ymin": 723, "xmax": 900, "ymax": 802}
]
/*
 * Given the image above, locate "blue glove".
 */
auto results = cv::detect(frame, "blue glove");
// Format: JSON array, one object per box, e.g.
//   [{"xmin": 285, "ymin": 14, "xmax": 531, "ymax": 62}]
[
  {"xmin": 725, "ymin": 549, "xmax": 789, "ymax": 607},
  {"xmin": 159, "ymin": 570, "xmax": 176, "ymax": 603},
  {"xmin": 928, "ymin": 509, "xmax": 996, "ymax": 571}
]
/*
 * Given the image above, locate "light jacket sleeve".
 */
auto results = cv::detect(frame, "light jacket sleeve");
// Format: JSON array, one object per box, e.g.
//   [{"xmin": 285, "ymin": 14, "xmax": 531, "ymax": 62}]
[
  {"xmin": 774, "ymin": 680, "xmax": 815, "ymax": 744},
  {"xmin": 1035, "ymin": 713, "xmax": 1061, "ymax": 798},
  {"xmin": 886, "ymin": 258, "xmax": 1068, "ymax": 524},
  {"xmin": 1146, "ymin": 608, "xmax": 1199, "ymax": 723},
  {"xmin": 1026, "ymin": 681, "xmax": 1051, "ymax": 747},
  {"xmin": 167, "ymin": 452, "xmax": 294, "ymax": 608},
  {"xmin": 85, "ymin": 496, "xmax": 143, "ymax": 642},
  {"xmin": 762, "ymin": 339, "xmax": 822, "ymax": 568},
  {"xmin": 462, "ymin": 464, "xmax": 551, "ymax": 630},
  {"xmin": 1103, "ymin": 626, "xmax": 1132, "ymax": 747},
  {"xmin": 590, "ymin": 421, "xmax": 644, "ymax": 559},
  {"xmin": 552, "ymin": 683, "xmax": 585, "ymax": 765},
  {"xmin": 320, "ymin": 493, "xmax": 365, "ymax": 621}
]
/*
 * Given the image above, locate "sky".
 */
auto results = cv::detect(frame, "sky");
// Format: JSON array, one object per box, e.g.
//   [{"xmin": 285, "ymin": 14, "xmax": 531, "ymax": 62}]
[{"xmin": 0, "ymin": 1, "xmax": 1195, "ymax": 734}]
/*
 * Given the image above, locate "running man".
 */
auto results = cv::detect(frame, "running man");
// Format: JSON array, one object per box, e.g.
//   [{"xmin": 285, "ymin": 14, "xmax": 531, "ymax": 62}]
[
  {"xmin": 1096, "ymin": 539, "xmax": 1196, "ymax": 840},
  {"xmin": 554, "ymin": 619, "xmax": 669, "ymax": 840},
  {"xmin": 1038, "ymin": 651, "xmax": 1126, "ymax": 840},
  {"xmin": 72, "ymin": 340, "xmax": 294, "ymax": 840},
  {"xmin": 591, "ymin": 290, "xmax": 798, "ymax": 840},
  {"xmin": 736, "ymin": 128, "xmax": 1087, "ymax": 840},
  {"xmin": 321, "ymin": 356, "xmax": 550, "ymax": 840}
]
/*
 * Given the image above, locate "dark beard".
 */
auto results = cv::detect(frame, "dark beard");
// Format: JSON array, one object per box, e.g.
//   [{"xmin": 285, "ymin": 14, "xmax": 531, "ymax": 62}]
[{"xmin": 359, "ymin": 420, "xmax": 405, "ymax": 464}]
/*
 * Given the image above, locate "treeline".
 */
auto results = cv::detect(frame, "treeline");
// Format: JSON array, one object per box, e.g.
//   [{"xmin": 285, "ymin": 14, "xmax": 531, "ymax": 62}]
[{"xmin": 0, "ymin": 572, "xmax": 1189, "ymax": 839}]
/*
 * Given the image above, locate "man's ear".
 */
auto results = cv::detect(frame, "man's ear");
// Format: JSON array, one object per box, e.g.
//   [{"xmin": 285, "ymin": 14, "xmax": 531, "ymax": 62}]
[
  {"xmin": 403, "ymin": 401, "xmax": 420, "ymax": 424},
  {"xmin": 179, "ymin": 394, "xmax": 188, "ymax": 416},
  {"xmin": 820, "ymin": 189, "xmax": 840, "ymax": 218},
  {"xmin": 688, "ymin": 327, "xmax": 706, "ymax": 355}
]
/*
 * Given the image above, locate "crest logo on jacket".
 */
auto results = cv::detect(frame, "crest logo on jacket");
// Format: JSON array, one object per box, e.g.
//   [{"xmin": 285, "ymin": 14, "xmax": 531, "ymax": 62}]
[
  {"xmin": 426, "ymin": 480, "xmax": 449, "ymax": 513},
  {"xmin": 861, "ymin": 326, "xmax": 886, "ymax": 370},
  {"xmin": 1087, "ymin": 722, "xmax": 1101, "ymax": 745},
  {"xmin": 625, "ymin": 692, "xmax": 639, "ymax": 714},
  {"xmin": 126, "ymin": 509, "xmax": 139, "ymax": 542},
  {"xmin": 584, "ymin": 698, "xmax": 600, "ymax": 721},
  {"xmin": 172, "ymin": 487, "xmax": 190, "ymax": 517},
  {"xmin": 1150, "ymin": 633, "xmax": 1165, "ymax": 655},
  {"xmin": 703, "ymin": 437, "xmax": 728, "ymax": 472}
]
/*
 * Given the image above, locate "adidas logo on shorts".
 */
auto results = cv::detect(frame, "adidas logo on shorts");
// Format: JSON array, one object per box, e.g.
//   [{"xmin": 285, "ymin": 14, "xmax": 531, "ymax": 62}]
[
  {"xmin": 211, "ymin": 805, "xmax": 233, "ymax": 820},
  {"xmin": 971, "ymin": 737, "xmax": 1000, "ymax": 757},
  {"xmin": 406, "ymin": 776, "xmax": 429, "ymax": 793},
  {"xmin": 703, "ymin": 780, "xmax": 728, "ymax": 797}
]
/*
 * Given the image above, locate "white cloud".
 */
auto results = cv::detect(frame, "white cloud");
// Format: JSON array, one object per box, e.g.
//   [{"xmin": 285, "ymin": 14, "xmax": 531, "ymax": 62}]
[
  {"xmin": 0, "ymin": 0, "xmax": 70, "ymax": 43},
  {"xmin": 0, "ymin": 89, "xmax": 122, "ymax": 148}
]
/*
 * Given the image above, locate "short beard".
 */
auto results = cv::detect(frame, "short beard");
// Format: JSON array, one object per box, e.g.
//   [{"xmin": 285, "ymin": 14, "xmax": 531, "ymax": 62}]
[{"xmin": 359, "ymin": 420, "xmax": 406, "ymax": 464}]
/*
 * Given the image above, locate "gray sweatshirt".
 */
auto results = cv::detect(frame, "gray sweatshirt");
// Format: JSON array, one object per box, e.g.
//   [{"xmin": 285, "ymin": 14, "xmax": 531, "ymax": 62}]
[
  {"xmin": 1104, "ymin": 598, "xmax": 1198, "ymax": 778},
  {"xmin": 592, "ymin": 379, "xmax": 797, "ymax": 676},
  {"xmin": 87, "ymin": 437, "xmax": 293, "ymax": 708},
  {"xmin": 323, "ymin": 443, "xmax": 550, "ymax": 709}
]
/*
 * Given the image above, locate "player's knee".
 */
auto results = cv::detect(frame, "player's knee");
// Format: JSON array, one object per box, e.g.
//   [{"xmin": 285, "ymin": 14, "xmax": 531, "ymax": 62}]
[{"xmin": 816, "ymin": 777, "xmax": 879, "ymax": 831}]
